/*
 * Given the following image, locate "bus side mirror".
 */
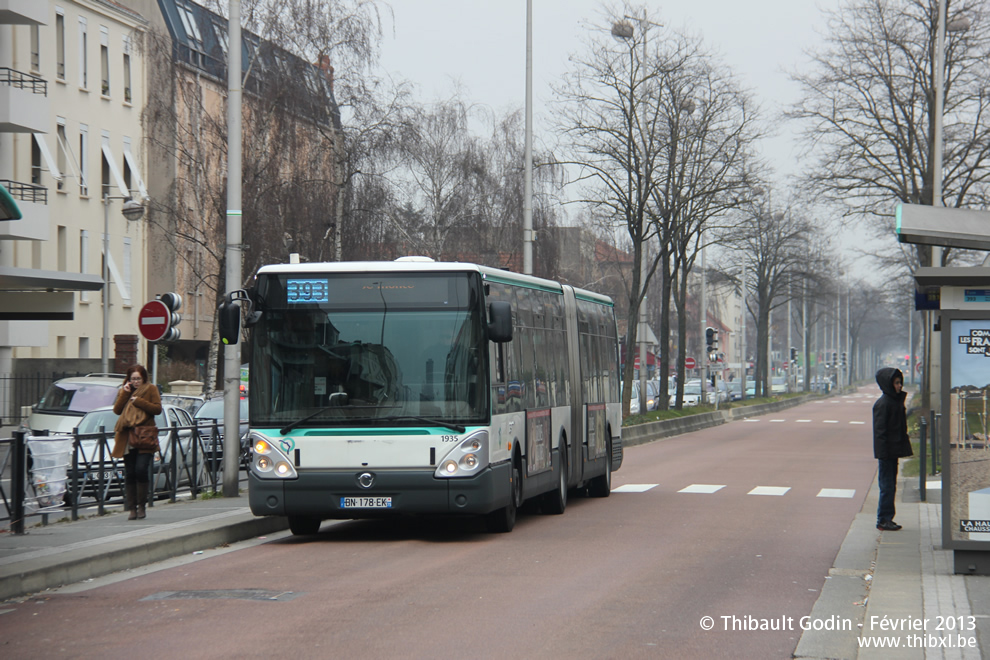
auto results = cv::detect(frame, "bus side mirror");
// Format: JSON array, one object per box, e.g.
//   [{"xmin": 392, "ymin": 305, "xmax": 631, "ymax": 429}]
[
  {"xmin": 218, "ymin": 300, "xmax": 241, "ymax": 345},
  {"xmin": 488, "ymin": 301, "xmax": 513, "ymax": 343}
]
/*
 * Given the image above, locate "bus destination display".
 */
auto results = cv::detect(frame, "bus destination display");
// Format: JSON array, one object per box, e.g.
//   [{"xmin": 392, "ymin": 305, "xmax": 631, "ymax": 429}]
[{"xmin": 287, "ymin": 278, "xmax": 329, "ymax": 304}]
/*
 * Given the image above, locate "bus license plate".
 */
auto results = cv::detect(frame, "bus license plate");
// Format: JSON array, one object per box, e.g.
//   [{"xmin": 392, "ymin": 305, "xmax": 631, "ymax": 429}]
[{"xmin": 340, "ymin": 496, "xmax": 392, "ymax": 509}]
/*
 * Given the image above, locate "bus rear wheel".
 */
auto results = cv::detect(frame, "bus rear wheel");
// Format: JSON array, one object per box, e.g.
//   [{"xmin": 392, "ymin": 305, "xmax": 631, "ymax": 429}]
[
  {"xmin": 588, "ymin": 439, "xmax": 612, "ymax": 498},
  {"xmin": 288, "ymin": 516, "xmax": 322, "ymax": 536},
  {"xmin": 542, "ymin": 442, "xmax": 567, "ymax": 515},
  {"xmin": 486, "ymin": 459, "xmax": 521, "ymax": 533}
]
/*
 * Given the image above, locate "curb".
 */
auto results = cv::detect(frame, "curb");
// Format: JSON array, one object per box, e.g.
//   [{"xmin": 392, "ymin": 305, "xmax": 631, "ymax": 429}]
[{"xmin": 0, "ymin": 512, "xmax": 288, "ymax": 601}]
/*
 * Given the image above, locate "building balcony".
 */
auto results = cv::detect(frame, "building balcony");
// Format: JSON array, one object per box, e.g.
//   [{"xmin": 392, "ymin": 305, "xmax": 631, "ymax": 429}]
[
  {"xmin": 0, "ymin": 68, "xmax": 47, "ymax": 133},
  {"xmin": 0, "ymin": 0, "xmax": 46, "ymax": 25},
  {"xmin": 0, "ymin": 180, "xmax": 48, "ymax": 241}
]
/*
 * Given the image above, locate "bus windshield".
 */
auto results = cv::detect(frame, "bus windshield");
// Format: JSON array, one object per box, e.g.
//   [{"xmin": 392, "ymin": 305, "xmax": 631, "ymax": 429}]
[{"xmin": 250, "ymin": 273, "xmax": 487, "ymax": 428}]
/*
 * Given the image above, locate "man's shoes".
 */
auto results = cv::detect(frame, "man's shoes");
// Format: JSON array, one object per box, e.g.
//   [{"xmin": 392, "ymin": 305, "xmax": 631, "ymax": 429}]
[{"xmin": 877, "ymin": 520, "xmax": 902, "ymax": 531}]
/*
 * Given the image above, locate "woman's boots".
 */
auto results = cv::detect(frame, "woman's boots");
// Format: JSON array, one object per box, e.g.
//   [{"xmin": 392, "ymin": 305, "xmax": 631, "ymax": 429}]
[
  {"xmin": 136, "ymin": 482, "xmax": 148, "ymax": 519},
  {"xmin": 125, "ymin": 483, "xmax": 137, "ymax": 520}
]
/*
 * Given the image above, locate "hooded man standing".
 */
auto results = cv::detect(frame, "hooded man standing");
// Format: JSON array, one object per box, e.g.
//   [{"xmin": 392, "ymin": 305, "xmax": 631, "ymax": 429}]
[{"xmin": 873, "ymin": 367, "xmax": 912, "ymax": 531}]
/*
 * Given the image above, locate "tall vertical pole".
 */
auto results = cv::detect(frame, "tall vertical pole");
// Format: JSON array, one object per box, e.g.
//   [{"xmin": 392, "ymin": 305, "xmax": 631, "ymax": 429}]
[
  {"xmin": 740, "ymin": 260, "xmax": 746, "ymax": 399},
  {"xmin": 223, "ymin": 0, "xmax": 243, "ymax": 497},
  {"xmin": 802, "ymin": 281, "xmax": 808, "ymax": 392},
  {"xmin": 102, "ymin": 196, "xmax": 110, "ymax": 374},
  {"xmin": 522, "ymin": 0, "xmax": 533, "ymax": 275}
]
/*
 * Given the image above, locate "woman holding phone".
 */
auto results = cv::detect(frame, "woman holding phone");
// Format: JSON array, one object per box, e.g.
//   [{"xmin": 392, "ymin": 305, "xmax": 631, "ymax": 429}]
[{"xmin": 111, "ymin": 365, "xmax": 162, "ymax": 519}]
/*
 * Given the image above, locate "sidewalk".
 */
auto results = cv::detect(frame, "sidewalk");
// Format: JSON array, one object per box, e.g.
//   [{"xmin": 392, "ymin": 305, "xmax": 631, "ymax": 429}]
[
  {"xmin": 796, "ymin": 474, "xmax": 989, "ymax": 659},
  {"xmin": 0, "ymin": 495, "xmax": 288, "ymax": 602}
]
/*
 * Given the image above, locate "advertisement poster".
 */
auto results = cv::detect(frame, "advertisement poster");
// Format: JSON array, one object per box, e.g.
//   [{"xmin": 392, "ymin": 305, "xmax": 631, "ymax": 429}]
[
  {"xmin": 526, "ymin": 409, "xmax": 551, "ymax": 476},
  {"xmin": 587, "ymin": 403, "xmax": 607, "ymax": 459},
  {"xmin": 949, "ymin": 319, "xmax": 990, "ymax": 542}
]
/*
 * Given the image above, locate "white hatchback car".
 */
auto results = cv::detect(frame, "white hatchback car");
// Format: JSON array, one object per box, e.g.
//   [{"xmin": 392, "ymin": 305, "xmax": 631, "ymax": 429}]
[{"xmin": 21, "ymin": 374, "xmax": 125, "ymax": 435}]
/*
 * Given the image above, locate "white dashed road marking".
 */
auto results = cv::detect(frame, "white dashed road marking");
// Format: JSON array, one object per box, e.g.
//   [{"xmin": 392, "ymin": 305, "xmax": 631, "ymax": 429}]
[
  {"xmin": 748, "ymin": 486, "xmax": 791, "ymax": 496},
  {"xmin": 770, "ymin": 419, "xmax": 786, "ymax": 423},
  {"xmin": 612, "ymin": 484, "xmax": 658, "ymax": 493},
  {"xmin": 849, "ymin": 421, "xmax": 865, "ymax": 425},
  {"xmin": 679, "ymin": 484, "xmax": 726, "ymax": 494},
  {"xmin": 817, "ymin": 489, "xmax": 856, "ymax": 498},
  {"xmin": 824, "ymin": 420, "xmax": 838, "ymax": 424},
  {"xmin": 796, "ymin": 419, "xmax": 811, "ymax": 423}
]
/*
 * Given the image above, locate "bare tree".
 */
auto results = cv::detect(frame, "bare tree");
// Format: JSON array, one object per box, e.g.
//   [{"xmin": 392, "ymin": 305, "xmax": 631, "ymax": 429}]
[
  {"xmin": 789, "ymin": 0, "xmax": 990, "ymax": 271},
  {"xmin": 722, "ymin": 198, "xmax": 816, "ymax": 397},
  {"xmin": 554, "ymin": 4, "xmax": 763, "ymax": 413}
]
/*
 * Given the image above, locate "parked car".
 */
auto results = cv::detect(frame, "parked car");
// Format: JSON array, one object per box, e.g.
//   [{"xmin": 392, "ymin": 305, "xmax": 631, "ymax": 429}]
[
  {"xmin": 194, "ymin": 395, "xmax": 250, "ymax": 467},
  {"xmin": 627, "ymin": 380, "xmax": 659, "ymax": 415},
  {"xmin": 20, "ymin": 373, "xmax": 125, "ymax": 435},
  {"xmin": 673, "ymin": 380, "xmax": 715, "ymax": 407},
  {"xmin": 66, "ymin": 403, "xmax": 208, "ymax": 504},
  {"xmin": 771, "ymin": 377, "xmax": 789, "ymax": 395},
  {"xmin": 160, "ymin": 394, "xmax": 206, "ymax": 415},
  {"xmin": 726, "ymin": 381, "xmax": 743, "ymax": 401}
]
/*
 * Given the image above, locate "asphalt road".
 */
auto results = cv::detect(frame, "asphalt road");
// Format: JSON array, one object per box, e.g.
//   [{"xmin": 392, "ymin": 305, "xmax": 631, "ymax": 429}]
[{"xmin": 0, "ymin": 392, "xmax": 879, "ymax": 659}]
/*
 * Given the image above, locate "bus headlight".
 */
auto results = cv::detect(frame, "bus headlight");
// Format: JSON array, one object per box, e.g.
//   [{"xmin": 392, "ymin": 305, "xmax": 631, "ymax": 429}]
[
  {"xmin": 250, "ymin": 432, "xmax": 297, "ymax": 479},
  {"xmin": 434, "ymin": 431, "xmax": 488, "ymax": 478}
]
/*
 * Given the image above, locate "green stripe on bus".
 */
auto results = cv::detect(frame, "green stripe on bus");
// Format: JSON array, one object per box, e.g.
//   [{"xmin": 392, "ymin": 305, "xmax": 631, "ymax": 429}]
[
  {"xmin": 575, "ymin": 292, "xmax": 614, "ymax": 306},
  {"xmin": 483, "ymin": 273, "xmax": 562, "ymax": 294}
]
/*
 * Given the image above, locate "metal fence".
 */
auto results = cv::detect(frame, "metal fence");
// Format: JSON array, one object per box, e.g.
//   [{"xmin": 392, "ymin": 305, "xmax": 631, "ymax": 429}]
[{"xmin": 0, "ymin": 421, "xmax": 249, "ymax": 532}]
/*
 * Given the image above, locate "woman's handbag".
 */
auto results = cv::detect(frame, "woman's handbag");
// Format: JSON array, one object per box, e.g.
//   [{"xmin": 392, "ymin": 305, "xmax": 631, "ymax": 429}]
[{"xmin": 130, "ymin": 425, "xmax": 160, "ymax": 452}]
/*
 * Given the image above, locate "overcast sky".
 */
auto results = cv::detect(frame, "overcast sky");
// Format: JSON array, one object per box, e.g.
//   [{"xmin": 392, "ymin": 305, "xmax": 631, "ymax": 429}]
[{"xmin": 378, "ymin": 0, "xmax": 843, "ymax": 184}]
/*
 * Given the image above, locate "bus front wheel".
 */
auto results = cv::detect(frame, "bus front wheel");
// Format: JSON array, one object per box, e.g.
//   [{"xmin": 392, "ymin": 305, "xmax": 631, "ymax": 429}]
[
  {"xmin": 288, "ymin": 516, "xmax": 322, "ymax": 536},
  {"xmin": 486, "ymin": 458, "xmax": 521, "ymax": 533}
]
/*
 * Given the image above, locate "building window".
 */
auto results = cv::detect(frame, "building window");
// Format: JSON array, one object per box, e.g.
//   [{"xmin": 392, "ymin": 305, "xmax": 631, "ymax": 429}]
[
  {"xmin": 79, "ymin": 124, "xmax": 89, "ymax": 196},
  {"xmin": 177, "ymin": 1, "xmax": 205, "ymax": 66},
  {"xmin": 30, "ymin": 24, "xmax": 40, "ymax": 72},
  {"xmin": 57, "ymin": 225, "xmax": 67, "ymax": 271},
  {"xmin": 56, "ymin": 121, "xmax": 68, "ymax": 191},
  {"xmin": 123, "ymin": 52, "xmax": 131, "ymax": 102},
  {"xmin": 123, "ymin": 237, "xmax": 132, "ymax": 305},
  {"xmin": 79, "ymin": 16, "xmax": 88, "ymax": 89},
  {"xmin": 31, "ymin": 137, "xmax": 42, "ymax": 185},
  {"xmin": 80, "ymin": 230, "xmax": 89, "ymax": 302},
  {"xmin": 79, "ymin": 337, "xmax": 90, "ymax": 358},
  {"xmin": 101, "ymin": 147, "xmax": 110, "ymax": 198},
  {"xmin": 56, "ymin": 11, "xmax": 65, "ymax": 79},
  {"xmin": 100, "ymin": 27, "xmax": 110, "ymax": 96}
]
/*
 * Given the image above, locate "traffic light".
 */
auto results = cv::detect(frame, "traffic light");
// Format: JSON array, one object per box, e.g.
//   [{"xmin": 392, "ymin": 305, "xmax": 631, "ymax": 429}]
[
  {"xmin": 790, "ymin": 347, "xmax": 797, "ymax": 362},
  {"xmin": 832, "ymin": 351, "xmax": 838, "ymax": 367},
  {"xmin": 158, "ymin": 292, "xmax": 182, "ymax": 342},
  {"xmin": 706, "ymin": 327, "xmax": 715, "ymax": 352},
  {"xmin": 841, "ymin": 351, "xmax": 847, "ymax": 367}
]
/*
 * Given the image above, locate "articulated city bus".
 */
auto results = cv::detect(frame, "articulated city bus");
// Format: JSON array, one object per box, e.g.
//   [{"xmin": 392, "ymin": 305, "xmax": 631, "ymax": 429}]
[{"xmin": 219, "ymin": 258, "xmax": 622, "ymax": 535}]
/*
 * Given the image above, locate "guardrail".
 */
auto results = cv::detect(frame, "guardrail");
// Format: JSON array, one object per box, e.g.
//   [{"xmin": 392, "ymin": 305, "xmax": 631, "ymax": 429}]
[
  {"xmin": 0, "ymin": 422, "xmax": 249, "ymax": 532},
  {"xmin": 0, "ymin": 67, "xmax": 47, "ymax": 95}
]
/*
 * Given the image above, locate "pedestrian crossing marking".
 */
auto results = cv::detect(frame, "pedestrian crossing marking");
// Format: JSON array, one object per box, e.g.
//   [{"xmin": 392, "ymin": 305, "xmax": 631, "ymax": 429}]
[
  {"xmin": 817, "ymin": 489, "xmax": 855, "ymax": 498},
  {"xmin": 612, "ymin": 484, "xmax": 658, "ymax": 493},
  {"xmin": 679, "ymin": 484, "xmax": 725, "ymax": 494},
  {"xmin": 748, "ymin": 486, "xmax": 791, "ymax": 496},
  {"xmin": 927, "ymin": 481, "xmax": 942, "ymax": 490}
]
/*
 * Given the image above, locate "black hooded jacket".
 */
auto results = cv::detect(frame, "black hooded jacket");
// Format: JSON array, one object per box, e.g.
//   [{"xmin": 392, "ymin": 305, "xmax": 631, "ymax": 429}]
[{"xmin": 872, "ymin": 367, "xmax": 912, "ymax": 460}]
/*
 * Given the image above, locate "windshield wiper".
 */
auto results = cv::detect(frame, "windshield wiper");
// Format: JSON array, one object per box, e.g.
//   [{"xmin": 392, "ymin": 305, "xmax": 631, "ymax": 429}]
[{"xmin": 279, "ymin": 392, "xmax": 349, "ymax": 435}]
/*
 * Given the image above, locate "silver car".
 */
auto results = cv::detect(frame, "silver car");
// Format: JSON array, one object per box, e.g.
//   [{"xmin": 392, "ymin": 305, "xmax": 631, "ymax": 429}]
[{"xmin": 66, "ymin": 403, "xmax": 208, "ymax": 503}]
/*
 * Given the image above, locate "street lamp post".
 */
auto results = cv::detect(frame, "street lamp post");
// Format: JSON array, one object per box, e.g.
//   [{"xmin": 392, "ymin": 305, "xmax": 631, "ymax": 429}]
[
  {"xmin": 102, "ymin": 193, "xmax": 145, "ymax": 374},
  {"xmin": 612, "ymin": 11, "xmax": 661, "ymax": 412}
]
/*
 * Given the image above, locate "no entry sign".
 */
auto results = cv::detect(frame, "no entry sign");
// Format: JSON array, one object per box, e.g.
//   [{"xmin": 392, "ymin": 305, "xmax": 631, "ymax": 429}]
[
  {"xmin": 685, "ymin": 357, "xmax": 696, "ymax": 370},
  {"xmin": 138, "ymin": 300, "xmax": 171, "ymax": 342}
]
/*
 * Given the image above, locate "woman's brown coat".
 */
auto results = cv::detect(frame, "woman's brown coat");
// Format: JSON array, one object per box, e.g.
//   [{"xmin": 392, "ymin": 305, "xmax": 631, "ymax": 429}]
[{"xmin": 111, "ymin": 383, "xmax": 162, "ymax": 458}]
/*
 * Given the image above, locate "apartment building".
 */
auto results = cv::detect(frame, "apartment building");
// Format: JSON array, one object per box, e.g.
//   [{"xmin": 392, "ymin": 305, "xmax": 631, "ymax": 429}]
[{"xmin": 0, "ymin": 0, "xmax": 151, "ymax": 385}]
